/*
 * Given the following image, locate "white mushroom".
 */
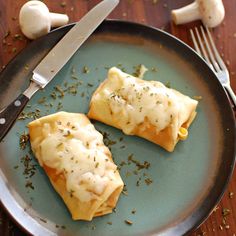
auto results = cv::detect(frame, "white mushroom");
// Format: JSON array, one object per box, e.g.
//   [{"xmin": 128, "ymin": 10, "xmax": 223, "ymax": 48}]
[
  {"xmin": 19, "ymin": 0, "xmax": 69, "ymax": 40},
  {"xmin": 171, "ymin": 0, "xmax": 225, "ymax": 28}
]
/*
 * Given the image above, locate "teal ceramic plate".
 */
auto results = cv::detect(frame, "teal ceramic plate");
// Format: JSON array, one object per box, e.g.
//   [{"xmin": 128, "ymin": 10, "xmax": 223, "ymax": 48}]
[{"xmin": 0, "ymin": 21, "xmax": 235, "ymax": 236}]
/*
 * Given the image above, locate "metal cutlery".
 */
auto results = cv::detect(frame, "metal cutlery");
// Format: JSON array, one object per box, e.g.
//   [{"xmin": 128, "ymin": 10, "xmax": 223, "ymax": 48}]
[
  {"xmin": 190, "ymin": 26, "xmax": 236, "ymax": 107},
  {"xmin": 0, "ymin": 0, "xmax": 119, "ymax": 142}
]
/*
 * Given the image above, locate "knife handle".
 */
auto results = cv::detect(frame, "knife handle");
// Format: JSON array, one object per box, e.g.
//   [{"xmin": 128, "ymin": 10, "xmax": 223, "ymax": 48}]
[{"xmin": 0, "ymin": 94, "xmax": 29, "ymax": 142}]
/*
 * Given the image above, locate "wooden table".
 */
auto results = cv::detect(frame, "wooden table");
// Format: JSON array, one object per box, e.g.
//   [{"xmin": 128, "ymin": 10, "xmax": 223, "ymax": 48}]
[{"xmin": 0, "ymin": 0, "xmax": 235, "ymax": 235}]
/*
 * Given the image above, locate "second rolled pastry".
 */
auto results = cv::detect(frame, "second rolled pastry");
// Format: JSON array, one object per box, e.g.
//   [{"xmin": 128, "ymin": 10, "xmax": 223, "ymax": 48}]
[
  {"xmin": 28, "ymin": 112, "xmax": 124, "ymax": 221},
  {"xmin": 88, "ymin": 67, "xmax": 198, "ymax": 152}
]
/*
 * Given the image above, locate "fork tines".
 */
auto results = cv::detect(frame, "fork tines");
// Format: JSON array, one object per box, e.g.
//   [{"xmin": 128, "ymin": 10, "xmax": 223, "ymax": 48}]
[{"xmin": 190, "ymin": 26, "xmax": 226, "ymax": 73}]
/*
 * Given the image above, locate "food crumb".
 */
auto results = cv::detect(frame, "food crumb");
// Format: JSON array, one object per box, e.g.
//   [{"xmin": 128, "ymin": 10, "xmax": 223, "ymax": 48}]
[
  {"xmin": 60, "ymin": 2, "xmax": 66, "ymax": 7},
  {"xmin": 222, "ymin": 208, "xmax": 230, "ymax": 217},
  {"xmin": 122, "ymin": 190, "xmax": 128, "ymax": 196},
  {"xmin": 90, "ymin": 224, "xmax": 96, "ymax": 230},
  {"xmin": 14, "ymin": 34, "xmax": 23, "ymax": 41},
  {"xmin": 124, "ymin": 220, "xmax": 133, "ymax": 225},
  {"xmin": 197, "ymin": 231, "xmax": 206, "ymax": 236},
  {"xmin": 83, "ymin": 66, "xmax": 90, "ymax": 74},
  {"xmin": 151, "ymin": 67, "xmax": 157, "ymax": 72},
  {"xmin": 193, "ymin": 96, "xmax": 202, "ymax": 100},
  {"xmin": 12, "ymin": 47, "xmax": 17, "ymax": 53},
  {"xmin": 229, "ymin": 192, "xmax": 234, "ymax": 199},
  {"xmin": 25, "ymin": 181, "xmax": 34, "ymax": 190},
  {"xmin": 4, "ymin": 30, "xmax": 10, "ymax": 38},
  {"xmin": 39, "ymin": 218, "xmax": 47, "ymax": 223},
  {"xmin": 19, "ymin": 132, "xmax": 29, "ymax": 150},
  {"xmin": 225, "ymin": 225, "xmax": 230, "ymax": 229},
  {"xmin": 131, "ymin": 209, "xmax": 136, "ymax": 214},
  {"xmin": 145, "ymin": 178, "xmax": 153, "ymax": 186},
  {"xmin": 213, "ymin": 206, "xmax": 219, "ymax": 212},
  {"xmin": 165, "ymin": 81, "xmax": 171, "ymax": 88}
]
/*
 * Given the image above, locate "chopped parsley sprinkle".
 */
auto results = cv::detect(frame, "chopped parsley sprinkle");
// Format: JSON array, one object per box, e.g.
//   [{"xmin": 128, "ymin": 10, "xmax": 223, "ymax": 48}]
[
  {"xmin": 19, "ymin": 132, "xmax": 29, "ymax": 150},
  {"xmin": 71, "ymin": 75, "xmax": 79, "ymax": 80},
  {"xmin": 165, "ymin": 81, "xmax": 171, "ymax": 88},
  {"xmin": 54, "ymin": 85, "xmax": 64, "ymax": 97},
  {"xmin": 87, "ymin": 83, "xmax": 93, "ymax": 87},
  {"xmin": 50, "ymin": 92, "xmax": 57, "ymax": 99},
  {"xmin": 25, "ymin": 181, "xmax": 34, "ymax": 190},
  {"xmin": 39, "ymin": 218, "xmax": 47, "ymax": 223},
  {"xmin": 18, "ymin": 110, "xmax": 41, "ymax": 120},
  {"xmin": 132, "ymin": 64, "xmax": 142, "ymax": 77},
  {"xmin": 145, "ymin": 178, "xmax": 153, "ymax": 185},
  {"xmin": 37, "ymin": 97, "xmax": 46, "ymax": 104},
  {"xmin": 131, "ymin": 209, "xmax": 136, "ymax": 214},
  {"xmin": 21, "ymin": 154, "xmax": 38, "ymax": 179},
  {"xmin": 83, "ymin": 66, "xmax": 90, "ymax": 74},
  {"xmin": 122, "ymin": 189, "xmax": 128, "ymax": 196}
]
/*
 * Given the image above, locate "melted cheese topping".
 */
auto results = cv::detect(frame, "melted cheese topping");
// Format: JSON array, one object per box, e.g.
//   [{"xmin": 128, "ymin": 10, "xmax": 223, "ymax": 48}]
[
  {"xmin": 36, "ymin": 119, "xmax": 117, "ymax": 202},
  {"xmin": 96, "ymin": 67, "xmax": 198, "ymax": 138}
]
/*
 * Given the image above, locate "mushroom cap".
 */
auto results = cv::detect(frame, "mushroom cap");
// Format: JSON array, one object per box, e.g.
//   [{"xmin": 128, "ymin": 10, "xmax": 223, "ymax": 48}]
[
  {"xmin": 197, "ymin": 0, "xmax": 225, "ymax": 27},
  {"xmin": 19, "ymin": 1, "xmax": 51, "ymax": 40}
]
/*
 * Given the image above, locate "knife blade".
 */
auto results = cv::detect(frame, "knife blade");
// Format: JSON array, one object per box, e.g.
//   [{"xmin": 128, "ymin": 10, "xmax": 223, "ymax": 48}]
[
  {"xmin": 32, "ymin": 0, "xmax": 119, "ymax": 88},
  {"xmin": 0, "ymin": 0, "xmax": 119, "ymax": 142}
]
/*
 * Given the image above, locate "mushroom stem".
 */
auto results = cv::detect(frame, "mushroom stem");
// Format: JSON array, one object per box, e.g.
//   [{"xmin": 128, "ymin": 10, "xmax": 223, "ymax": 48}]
[
  {"xmin": 172, "ymin": 2, "xmax": 201, "ymax": 25},
  {"xmin": 50, "ymin": 13, "xmax": 69, "ymax": 28}
]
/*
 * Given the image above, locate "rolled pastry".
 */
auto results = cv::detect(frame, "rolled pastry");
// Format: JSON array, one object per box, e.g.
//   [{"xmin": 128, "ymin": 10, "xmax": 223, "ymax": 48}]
[
  {"xmin": 28, "ymin": 112, "xmax": 124, "ymax": 221},
  {"xmin": 88, "ymin": 67, "xmax": 198, "ymax": 152}
]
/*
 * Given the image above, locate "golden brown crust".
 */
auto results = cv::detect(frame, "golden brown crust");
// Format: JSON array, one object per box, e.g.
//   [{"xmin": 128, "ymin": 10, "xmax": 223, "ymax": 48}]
[
  {"xmin": 87, "ymin": 70, "xmax": 198, "ymax": 152},
  {"xmin": 28, "ymin": 112, "xmax": 124, "ymax": 221},
  {"xmin": 88, "ymin": 107, "xmax": 197, "ymax": 152}
]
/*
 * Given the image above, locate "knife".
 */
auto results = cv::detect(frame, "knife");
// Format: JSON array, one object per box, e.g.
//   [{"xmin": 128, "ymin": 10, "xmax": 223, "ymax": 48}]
[{"xmin": 0, "ymin": 0, "xmax": 119, "ymax": 142}]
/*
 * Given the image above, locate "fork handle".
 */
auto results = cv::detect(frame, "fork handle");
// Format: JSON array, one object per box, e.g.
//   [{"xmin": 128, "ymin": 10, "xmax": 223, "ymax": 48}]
[
  {"xmin": 0, "ymin": 94, "xmax": 29, "ymax": 142},
  {"xmin": 224, "ymin": 84, "xmax": 236, "ymax": 108}
]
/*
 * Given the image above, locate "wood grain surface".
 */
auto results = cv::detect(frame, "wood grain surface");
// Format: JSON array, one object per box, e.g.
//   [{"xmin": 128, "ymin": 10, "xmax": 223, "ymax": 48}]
[{"xmin": 0, "ymin": 0, "xmax": 235, "ymax": 235}]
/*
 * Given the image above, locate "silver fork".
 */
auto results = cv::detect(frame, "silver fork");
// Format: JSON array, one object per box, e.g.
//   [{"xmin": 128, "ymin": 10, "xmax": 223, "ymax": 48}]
[{"xmin": 190, "ymin": 26, "xmax": 236, "ymax": 107}]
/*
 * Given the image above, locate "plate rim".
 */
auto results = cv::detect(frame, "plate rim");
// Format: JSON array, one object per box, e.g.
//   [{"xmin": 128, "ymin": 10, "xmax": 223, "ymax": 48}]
[{"xmin": 0, "ymin": 19, "xmax": 235, "ymax": 236}]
